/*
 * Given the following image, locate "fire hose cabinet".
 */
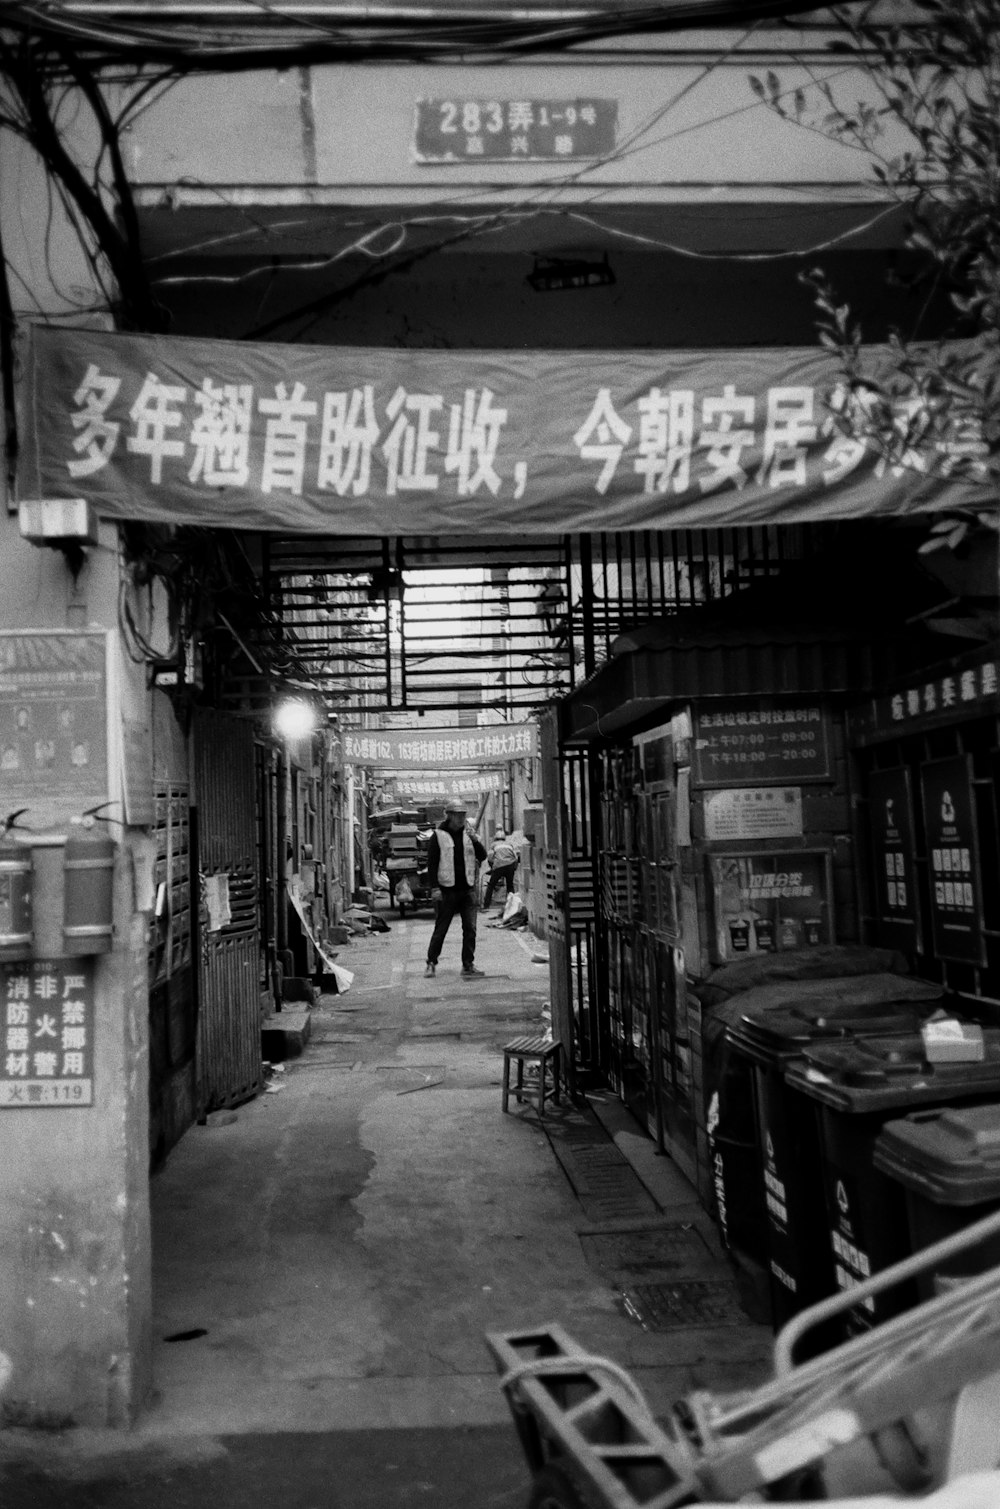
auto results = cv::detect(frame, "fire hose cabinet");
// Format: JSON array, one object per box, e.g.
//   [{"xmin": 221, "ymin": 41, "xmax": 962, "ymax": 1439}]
[
  {"xmin": 63, "ymin": 827, "xmax": 115, "ymax": 954},
  {"xmin": 0, "ymin": 837, "xmax": 33, "ymax": 960}
]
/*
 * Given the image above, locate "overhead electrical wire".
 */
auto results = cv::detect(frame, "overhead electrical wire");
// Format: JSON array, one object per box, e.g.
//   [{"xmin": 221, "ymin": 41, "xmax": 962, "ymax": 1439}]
[
  {"xmin": 0, "ymin": 3, "xmax": 859, "ymax": 70},
  {"xmin": 561, "ymin": 201, "xmax": 900, "ymax": 259},
  {"xmin": 127, "ymin": 33, "xmax": 886, "ymax": 337},
  {"xmin": 112, "ymin": 18, "xmax": 781, "ymax": 318},
  {"xmin": 1, "ymin": 3, "xmax": 904, "ymax": 336},
  {"xmin": 121, "ymin": 18, "xmax": 872, "ymax": 306}
]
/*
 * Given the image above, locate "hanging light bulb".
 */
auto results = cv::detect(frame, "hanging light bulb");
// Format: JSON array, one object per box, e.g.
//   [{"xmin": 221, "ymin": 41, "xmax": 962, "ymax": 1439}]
[{"xmin": 274, "ymin": 699, "xmax": 315, "ymax": 739}]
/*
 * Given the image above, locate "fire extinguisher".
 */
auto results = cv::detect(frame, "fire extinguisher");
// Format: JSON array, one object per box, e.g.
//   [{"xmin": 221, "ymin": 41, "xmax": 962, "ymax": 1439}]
[
  {"xmin": 0, "ymin": 810, "xmax": 33, "ymax": 961},
  {"xmin": 63, "ymin": 818, "xmax": 115, "ymax": 955}
]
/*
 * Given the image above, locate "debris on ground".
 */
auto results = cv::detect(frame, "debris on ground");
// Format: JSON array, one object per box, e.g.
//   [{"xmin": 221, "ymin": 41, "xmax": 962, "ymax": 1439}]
[{"xmin": 203, "ymin": 1109, "xmax": 239, "ymax": 1128}]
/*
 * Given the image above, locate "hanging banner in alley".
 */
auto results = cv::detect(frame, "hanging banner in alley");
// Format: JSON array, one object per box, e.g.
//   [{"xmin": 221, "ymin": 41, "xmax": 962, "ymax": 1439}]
[
  {"xmin": 345, "ymin": 722, "xmax": 536, "ymax": 766},
  {"xmin": 383, "ymin": 773, "xmax": 503, "ymax": 800},
  {"xmin": 21, "ymin": 326, "xmax": 991, "ymax": 535}
]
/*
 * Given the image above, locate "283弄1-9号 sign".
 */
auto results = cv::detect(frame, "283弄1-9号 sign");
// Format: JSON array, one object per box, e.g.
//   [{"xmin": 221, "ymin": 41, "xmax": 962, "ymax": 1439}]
[{"xmin": 414, "ymin": 98, "xmax": 617, "ymax": 161}]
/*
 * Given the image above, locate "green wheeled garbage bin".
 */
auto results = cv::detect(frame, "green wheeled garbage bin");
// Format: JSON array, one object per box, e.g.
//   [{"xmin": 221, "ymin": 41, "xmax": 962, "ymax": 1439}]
[
  {"xmin": 784, "ymin": 1018, "xmax": 1000, "ymax": 1340},
  {"xmin": 728, "ymin": 994, "xmax": 936, "ymax": 1344},
  {"xmin": 874, "ymin": 1101, "xmax": 1000, "ymax": 1302}
]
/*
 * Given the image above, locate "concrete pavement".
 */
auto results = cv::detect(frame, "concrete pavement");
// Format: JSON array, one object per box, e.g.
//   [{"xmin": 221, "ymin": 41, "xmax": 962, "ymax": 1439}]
[{"xmin": 0, "ymin": 900, "xmax": 773, "ymax": 1505}]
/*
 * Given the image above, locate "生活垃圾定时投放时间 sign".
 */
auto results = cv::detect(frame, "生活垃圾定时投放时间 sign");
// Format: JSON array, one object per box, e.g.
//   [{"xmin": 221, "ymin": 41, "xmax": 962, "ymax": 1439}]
[{"xmin": 21, "ymin": 327, "xmax": 992, "ymax": 536}]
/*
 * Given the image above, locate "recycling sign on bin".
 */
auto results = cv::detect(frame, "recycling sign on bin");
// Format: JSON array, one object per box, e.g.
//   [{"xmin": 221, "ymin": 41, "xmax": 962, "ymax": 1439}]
[{"xmin": 920, "ymin": 755, "xmax": 986, "ymax": 966}]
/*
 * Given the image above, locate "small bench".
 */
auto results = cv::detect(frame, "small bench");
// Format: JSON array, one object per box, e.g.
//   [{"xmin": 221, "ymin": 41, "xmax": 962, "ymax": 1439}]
[{"xmin": 502, "ymin": 1036, "xmax": 562, "ymax": 1117}]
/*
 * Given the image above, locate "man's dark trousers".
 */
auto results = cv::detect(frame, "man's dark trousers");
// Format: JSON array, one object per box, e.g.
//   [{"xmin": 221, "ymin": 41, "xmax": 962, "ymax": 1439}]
[
  {"xmin": 483, "ymin": 863, "xmax": 517, "ymax": 908},
  {"xmin": 427, "ymin": 888, "xmax": 478, "ymax": 969}
]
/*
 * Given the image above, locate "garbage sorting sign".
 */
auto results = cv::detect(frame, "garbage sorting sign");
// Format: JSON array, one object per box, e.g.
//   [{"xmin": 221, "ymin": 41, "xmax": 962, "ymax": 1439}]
[{"xmin": 21, "ymin": 326, "xmax": 990, "ymax": 535}]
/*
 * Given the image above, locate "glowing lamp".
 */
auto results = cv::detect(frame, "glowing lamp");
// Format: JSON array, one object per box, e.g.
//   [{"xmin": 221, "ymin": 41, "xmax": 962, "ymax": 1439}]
[{"xmin": 274, "ymin": 700, "xmax": 315, "ymax": 740}]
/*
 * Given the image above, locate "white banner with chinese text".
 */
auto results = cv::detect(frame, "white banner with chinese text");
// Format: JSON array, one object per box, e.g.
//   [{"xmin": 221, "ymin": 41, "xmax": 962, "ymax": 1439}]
[
  {"xmin": 21, "ymin": 326, "xmax": 990, "ymax": 533},
  {"xmin": 345, "ymin": 722, "xmax": 536, "ymax": 767}
]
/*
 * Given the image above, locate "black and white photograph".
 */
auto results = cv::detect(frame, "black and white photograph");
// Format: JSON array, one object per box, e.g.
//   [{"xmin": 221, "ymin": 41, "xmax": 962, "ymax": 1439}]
[{"xmin": 0, "ymin": 4, "xmax": 998, "ymax": 1505}]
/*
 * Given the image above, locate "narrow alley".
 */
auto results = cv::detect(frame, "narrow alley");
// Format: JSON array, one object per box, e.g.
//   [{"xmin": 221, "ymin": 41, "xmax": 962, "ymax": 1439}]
[{"xmin": 0, "ymin": 900, "xmax": 772, "ymax": 1507}]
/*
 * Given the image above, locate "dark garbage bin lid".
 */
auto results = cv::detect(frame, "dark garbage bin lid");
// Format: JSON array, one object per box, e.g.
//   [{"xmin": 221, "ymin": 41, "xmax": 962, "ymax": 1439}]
[
  {"xmin": 785, "ymin": 1025, "xmax": 1000, "ymax": 1113},
  {"xmin": 722, "ymin": 974, "xmax": 945, "ymax": 1063},
  {"xmin": 874, "ymin": 1103, "xmax": 1000, "ymax": 1205},
  {"xmin": 729, "ymin": 1001, "xmax": 936, "ymax": 1064}
]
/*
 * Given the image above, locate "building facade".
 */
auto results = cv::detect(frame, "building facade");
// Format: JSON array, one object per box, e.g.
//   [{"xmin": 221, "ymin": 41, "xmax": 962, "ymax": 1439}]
[{"xmin": 0, "ymin": 1, "xmax": 995, "ymax": 1424}]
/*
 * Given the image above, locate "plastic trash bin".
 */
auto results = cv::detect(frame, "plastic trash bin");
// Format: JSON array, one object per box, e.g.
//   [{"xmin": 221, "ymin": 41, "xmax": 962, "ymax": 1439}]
[
  {"xmin": 728, "ymin": 996, "xmax": 937, "ymax": 1339},
  {"xmin": 874, "ymin": 1101, "xmax": 1000, "ymax": 1301},
  {"xmin": 785, "ymin": 1021, "xmax": 1000, "ymax": 1338}
]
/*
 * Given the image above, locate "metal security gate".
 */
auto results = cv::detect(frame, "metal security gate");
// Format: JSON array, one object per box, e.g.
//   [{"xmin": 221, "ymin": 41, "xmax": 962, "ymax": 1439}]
[
  {"xmin": 540, "ymin": 710, "xmax": 601, "ymax": 1093},
  {"xmin": 260, "ymin": 535, "xmax": 575, "ymax": 715},
  {"xmin": 149, "ymin": 693, "xmax": 196, "ymax": 1167},
  {"xmin": 193, "ymin": 709, "xmax": 264, "ymax": 1113},
  {"xmin": 254, "ymin": 528, "xmax": 796, "ymax": 716}
]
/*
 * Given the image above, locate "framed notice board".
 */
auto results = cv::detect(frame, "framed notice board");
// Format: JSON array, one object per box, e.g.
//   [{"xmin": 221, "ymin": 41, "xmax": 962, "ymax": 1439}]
[
  {"xmin": 694, "ymin": 702, "xmax": 831, "ymax": 788},
  {"xmin": 709, "ymin": 849, "xmax": 834, "ymax": 963},
  {"xmin": 0, "ymin": 630, "xmax": 109, "ymax": 830}
]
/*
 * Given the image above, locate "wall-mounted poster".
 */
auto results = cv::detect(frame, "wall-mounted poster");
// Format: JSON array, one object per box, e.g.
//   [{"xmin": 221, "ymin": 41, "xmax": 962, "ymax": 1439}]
[
  {"xmin": 709, "ymin": 850, "xmax": 833, "ymax": 962},
  {"xmin": 0, "ymin": 631, "xmax": 108, "ymax": 831},
  {"xmin": 867, "ymin": 767, "xmax": 921, "ymax": 953},
  {"xmin": 920, "ymin": 755, "xmax": 986, "ymax": 966}
]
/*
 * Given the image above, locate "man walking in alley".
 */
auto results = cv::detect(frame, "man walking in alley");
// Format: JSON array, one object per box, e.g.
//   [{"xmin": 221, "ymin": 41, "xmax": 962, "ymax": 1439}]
[
  {"xmin": 424, "ymin": 802, "xmax": 488, "ymax": 977},
  {"xmin": 482, "ymin": 827, "xmax": 519, "ymax": 911}
]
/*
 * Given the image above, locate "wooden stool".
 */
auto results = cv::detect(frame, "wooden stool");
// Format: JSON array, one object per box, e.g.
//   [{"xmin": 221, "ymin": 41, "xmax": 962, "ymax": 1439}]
[{"xmin": 502, "ymin": 1036, "xmax": 562, "ymax": 1117}]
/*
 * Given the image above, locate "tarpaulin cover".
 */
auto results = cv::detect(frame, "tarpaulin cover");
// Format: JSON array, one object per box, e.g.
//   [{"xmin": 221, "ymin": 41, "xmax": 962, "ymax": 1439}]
[{"xmin": 21, "ymin": 325, "xmax": 990, "ymax": 535}]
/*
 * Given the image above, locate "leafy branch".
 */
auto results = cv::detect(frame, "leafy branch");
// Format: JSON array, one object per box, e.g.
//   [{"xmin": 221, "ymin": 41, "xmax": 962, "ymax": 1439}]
[{"xmin": 751, "ymin": 0, "xmax": 1000, "ymax": 531}]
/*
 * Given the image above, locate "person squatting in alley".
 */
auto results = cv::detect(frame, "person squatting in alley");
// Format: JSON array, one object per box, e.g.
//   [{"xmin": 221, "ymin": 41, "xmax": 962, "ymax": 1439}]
[
  {"xmin": 424, "ymin": 802, "xmax": 488, "ymax": 978},
  {"xmin": 482, "ymin": 827, "xmax": 519, "ymax": 910}
]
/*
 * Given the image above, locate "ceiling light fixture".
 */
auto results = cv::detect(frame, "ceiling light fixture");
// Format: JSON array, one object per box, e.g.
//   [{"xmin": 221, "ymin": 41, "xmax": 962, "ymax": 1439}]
[{"xmin": 527, "ymin": 254, "xmax": 615, "ymax": 293}]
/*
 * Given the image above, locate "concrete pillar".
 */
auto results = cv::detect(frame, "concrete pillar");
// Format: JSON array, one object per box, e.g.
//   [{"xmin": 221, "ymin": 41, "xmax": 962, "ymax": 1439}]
[
  {"xmin": 0, "ymin": 848, "xmax": 152, "ymax": 1428},
  {"xmin": 0, "ymin": 520, "xmax": 153, "ymax": 1427}
]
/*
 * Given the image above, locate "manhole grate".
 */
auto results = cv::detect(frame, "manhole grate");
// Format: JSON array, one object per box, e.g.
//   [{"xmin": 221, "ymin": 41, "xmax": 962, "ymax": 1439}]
[
  {"xmin": 570, "ymin": 1145, "xmax": 631, "ymax": 1170},
  {"xmin": 621, "ymin": 1280, "xmax": 747, "ymax": 1330},
  {"xmin": 580, "ymin": 1226, "xmax": 712, "ymax": 1278},
  {"xmin": 582, "ymin": 1196, "xmax": 658, "ymax": 1222}
]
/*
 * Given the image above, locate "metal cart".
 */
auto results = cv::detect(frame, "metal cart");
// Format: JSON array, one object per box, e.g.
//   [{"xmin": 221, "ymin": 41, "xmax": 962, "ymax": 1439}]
[{"xmin": 487, "ymin": 1206, "xmax": 1000, "ymax": 1507}]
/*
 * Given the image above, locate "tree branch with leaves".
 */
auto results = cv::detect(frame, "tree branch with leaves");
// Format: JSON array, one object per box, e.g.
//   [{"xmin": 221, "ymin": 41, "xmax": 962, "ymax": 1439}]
[{"xmin": 751, "ymin": 0, "xmax": 1000, "ymax": 553}]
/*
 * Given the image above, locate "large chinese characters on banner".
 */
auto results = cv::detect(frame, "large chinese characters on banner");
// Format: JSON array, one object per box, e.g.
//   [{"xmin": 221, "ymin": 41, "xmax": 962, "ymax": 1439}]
[
  {"xmin": 344, "ymin": 722, "xmax": 537, "ymax": 766},
  {"xmin": 21, "ymin": 326, "xmax": 989, "ymax": 533}
]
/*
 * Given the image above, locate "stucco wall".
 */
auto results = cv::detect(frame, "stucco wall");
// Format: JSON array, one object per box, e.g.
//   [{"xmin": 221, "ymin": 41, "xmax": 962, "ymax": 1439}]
[
  {"xmin": 0, "ymin": 501, "xmax": 154, "ymax": 1427},
  {"xmin": 121, "ymin": 51, "xmax": 905, "ymax": 198}
]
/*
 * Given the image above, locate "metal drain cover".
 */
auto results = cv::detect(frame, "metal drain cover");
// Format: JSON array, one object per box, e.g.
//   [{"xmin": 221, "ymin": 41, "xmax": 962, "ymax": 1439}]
[
  {"xmin": 580, "ymin": 1225, "xmax": 712, "ymax": 1279},
  {"xmin": 621, "ymin": 1280, "xmax": 747, "ymax": 1330}
]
